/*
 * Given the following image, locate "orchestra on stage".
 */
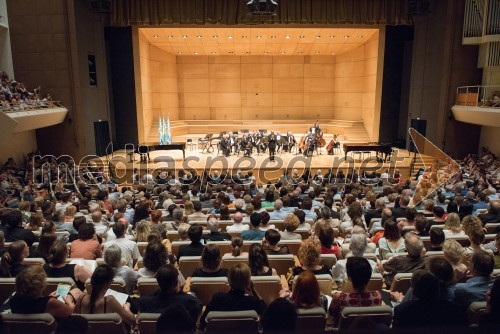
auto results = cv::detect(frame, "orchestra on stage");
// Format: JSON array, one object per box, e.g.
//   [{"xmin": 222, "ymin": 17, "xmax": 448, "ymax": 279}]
[{"xmin": 200, "ymin": 122, "xmax": 342, "ymax": 158}]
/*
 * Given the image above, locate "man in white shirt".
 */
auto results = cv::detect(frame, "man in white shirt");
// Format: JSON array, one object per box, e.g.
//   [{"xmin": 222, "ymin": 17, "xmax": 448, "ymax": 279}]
[
  {"xmin": 226, "ymin": 212, "xmax": 249, "ymax": 233},
  {"xmin": 91, "ymin": 210, "xmax": 109, "ymax": 236},
  {"xmin": 55, "ymin": 193, "xmax": 72, "ymax": 212},
  {"xmin": 104, "ymin": 220, "xmax": 140, "ymax": 267},
  {"xmin": 187, "ymin": 200, "xmax": 208, "ymax": 223}
]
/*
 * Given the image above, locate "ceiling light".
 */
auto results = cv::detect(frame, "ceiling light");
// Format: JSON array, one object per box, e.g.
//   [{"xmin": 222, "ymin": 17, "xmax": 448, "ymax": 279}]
[
  {"xmin": 196, "ymin": 35, "xmax": 203, "ymax": 39},
  {"xmin": 264, "ymin": 51, "xmax": 269, "ymax": 54},
  {"xmin": 271, "ymin": 36, "xmax": 276, "ymax": 39},
  {"xmin": 177, "ymin": 52, "xmax": 182, "ymax": 55},
  {"xmin": 194, "ymin": 52, "xmax": 199, "ymax": 55},
  {"xmin": 181, "ymin": 35, "xmax": 187, "ymax": 38},
  {"xmin": 315, "ymin": 35, "xmax": 321, "ymax": 39},
  {"xmin": 298, "ymin": 51, "xmax": 303, "ymax": 54},
  {"xmin": 358, "ymin": 35, "xmax": 363, "ymax": 38},
  {"xmin": 256, "ymin": 35, "xmax": 262, "ymax": 39},
  {"xmin": 329, "ymin": 35, "xmax": 335, "ymax": 39},
  {"xmin": 280, "ymin": 51, "xmax": 285, "ymax": 54},
  {"xmin": 344, "ymin": 35, "xmax": 349, "ymax": 38},
  {"xmin": 246, "ymin": 51, "xmax": 250, "ymax": 54},
  {"xmin": 229, "ymin": 51, "xmax": 234, "ymax": 54},
  {"xmin": 331, "ymin": 52, "xmax": 336, "ymax": 55},
  {"xmin": 167, "ymin": 35, "xmax": 174, "ymax": 38},
  {"xmin": 213, "ymin": 35, "xmax": 218, "ymax": 38},
  {"xmin": 299, "ymin": 35, "xmax": 305, "ymax": 38},
  {"xmin": 285, "ymin": 35, "xmax": 291, "ymax": 39},
  {"xmin": 211, "ymin": 51, "xmax": 217, "ymax": 54},
  {"xmin": 227, "ymin": 35, "xmax": 233, "ymax": 39},
  {"xmin": 153, "ymin": 35, "xmax": 159, "ymax": 39},
  {"xmin": 242, "ymin": 35, "xmax": 248, "ymax": 38},
  {"xmin": 315, "ymin": 51, "xmax": 320, "ymax": 54}
]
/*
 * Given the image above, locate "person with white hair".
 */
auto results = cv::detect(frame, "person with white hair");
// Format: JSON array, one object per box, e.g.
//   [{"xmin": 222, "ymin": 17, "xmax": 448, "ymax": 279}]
[
  {"xmin": 226, "ymin": 212, "xmax": 249, "ymax": 233},
  {"xmin": 203, "ymin": 217, "xmax": 231, "ymax": 242},
  {"xmin": 332, "ymin": 233, "xmax": 378, "ymax": 285}
]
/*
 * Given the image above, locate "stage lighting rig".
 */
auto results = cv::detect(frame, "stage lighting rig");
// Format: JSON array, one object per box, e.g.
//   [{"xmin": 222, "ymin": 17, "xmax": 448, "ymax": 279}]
[{"xmin": 246, "ymin": 0, "xmax": 278, "ymax": 16}]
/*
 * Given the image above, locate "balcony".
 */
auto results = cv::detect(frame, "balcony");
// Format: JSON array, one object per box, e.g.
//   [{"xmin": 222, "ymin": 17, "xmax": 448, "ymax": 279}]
[{"xmin": 452, "ymin": 86, "xmax": 500, "ymax": 127}]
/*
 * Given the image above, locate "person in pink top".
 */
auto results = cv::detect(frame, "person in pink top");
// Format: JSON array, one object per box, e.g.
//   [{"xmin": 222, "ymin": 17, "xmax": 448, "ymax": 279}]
[{"xmin": 70, "ymin": 223, "xmax": 103, "ymax": 260}]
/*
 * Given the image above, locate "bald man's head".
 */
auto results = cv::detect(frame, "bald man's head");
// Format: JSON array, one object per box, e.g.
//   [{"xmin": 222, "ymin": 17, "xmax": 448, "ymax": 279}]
[{"xmin": 233, "ymin": 212, "xmax": 243, "ymax": 223}]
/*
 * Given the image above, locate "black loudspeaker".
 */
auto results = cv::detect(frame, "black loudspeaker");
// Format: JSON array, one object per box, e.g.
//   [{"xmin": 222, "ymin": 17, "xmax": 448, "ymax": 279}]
[
  {"xmin": 409, "ymin": 119, "xmax": 427, "ymax": 153},
  {"xmin": 94, "ymin": 121, "xmax": 110, "ymax": 156}
]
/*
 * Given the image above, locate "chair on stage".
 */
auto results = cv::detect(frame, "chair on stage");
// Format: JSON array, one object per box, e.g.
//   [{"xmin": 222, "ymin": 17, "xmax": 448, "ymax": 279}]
[
  {"xmin": 199, "ymin": 134, "xmax": 213, "ymax": 153},
  {"xmin": 186, "ymin": 138, "xmax": 196, "ymax": 151}
]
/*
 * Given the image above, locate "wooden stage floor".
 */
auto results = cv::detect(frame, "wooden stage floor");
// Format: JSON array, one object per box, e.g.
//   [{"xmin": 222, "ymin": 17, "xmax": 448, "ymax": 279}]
[{"xmin": 104, "ymin": 144, "xmax": 420, "ymax": 184}]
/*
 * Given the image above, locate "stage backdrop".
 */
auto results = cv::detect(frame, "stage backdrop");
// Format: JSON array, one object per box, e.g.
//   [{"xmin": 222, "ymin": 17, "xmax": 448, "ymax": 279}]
[{"xmin": 135, "ymin": 29, "xmax": 381, "ymax": 142}]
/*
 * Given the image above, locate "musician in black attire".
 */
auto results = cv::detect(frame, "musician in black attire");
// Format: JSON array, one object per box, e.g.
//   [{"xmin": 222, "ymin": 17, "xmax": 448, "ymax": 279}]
[
  {"xmin": 304, "ymin": 132, "xmax": 316, "ymax": 157},
  {"xmin": 284, "ymin": 131, "xmax": 296, "ymax": 153},
  {"xmin": 310, "ymin": 122, "xmax": 321, "ymax": 135},
  {"xmin": 268, "ymin": 131, "xmax": 277, "ymax": 162},
  {"xmin": 220, "ymin": 134, "xmax": 231, "ymax": 157},
  {"xmin": 251, "ymin": 131, "xmax": 261, "ymax": 154},
  {"xmin": 240, "ymin": 133, "xmax": 252, "ymax": 157}
]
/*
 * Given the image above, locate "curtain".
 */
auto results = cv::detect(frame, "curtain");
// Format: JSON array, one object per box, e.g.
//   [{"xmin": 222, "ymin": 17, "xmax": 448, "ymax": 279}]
[{"xmin": 110, "ymin": 0, "xmax": 414, "ymax": 26}]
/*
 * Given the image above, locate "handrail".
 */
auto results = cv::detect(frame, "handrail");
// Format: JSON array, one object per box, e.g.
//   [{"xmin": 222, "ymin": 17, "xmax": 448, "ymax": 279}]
[{"xmin": 455, "ymin": 85, "xmax": 500, "ymax": 107}]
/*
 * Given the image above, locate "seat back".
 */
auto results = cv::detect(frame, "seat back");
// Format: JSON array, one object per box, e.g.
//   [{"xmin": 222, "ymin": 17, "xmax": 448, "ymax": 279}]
[
  {"xmin": 0, "ymin": 278, "xmax": 17, "ymax": 304},
  {"xmin": 319, "ymin": 254, "xmax": 337, "ymax": 268},
  {"xmin": 178, "ymin": 256, "xmax": 202, "ymax": 277},
  {"xmin": 137, "ymin": 313, "xmax": 161, "ymax": 334},
  {"xmin": 137, "ymin": 277, "xmax": 159, "ymax": 296},
  {"xmin": 338, "ymin": 306, "xmax": 393, "ymax": 330},
  {"xmin": 171, "ymin": 241, "xmax": 191, "ymax": 257},
  {"xmin": 296, "ymin": 307, "xmax": 327, "ymax": 331},
  {"xmin": 467, "ymin": 301, "xmax": 487, "ymax": 325},
  {"xmin": 390, "ymin": 273, "xmax": 413, "ymax": 294},
  {"xmin": 295, "ymin": 228, "xmax": 311, "ymax": 240},
  {"xmin": 278, "ymin": 240, "xmax": 302, "ymax": 255},
  {"xmin": 221, "ymin": 255, "xmax": 249, "ymax": 270},
  {"xmin": 485, "ymin": 223, "xmax": 500, "ymax": 234},
  {"xmin": 189, "ymin": 277, "xmax": 230, "ymax": 306},
  {"xmin": 137, "ymin": 242, "xmax": 148, "ymax": 256},
  {"xmin": 22, "ymin": 258, "xmax": 46, "ymax": 266},
  {"xmin": 166, "ymin": 231, "xmax": 181, "ymax": 242},
  {"xmin": 251, "ymin": 275, "xmax": 281, "ymax": 305},
  {"xmin": 43, "ymin": 277, "xmax": 76, "ymax": 296},
  {"xmin": 293, "ymin": 274, "xmax": 333, "ymax": 296},
  {"xmin": 2, "ymin": 313, "xmax": 56, "ymax": 334},
  {"xmin": 206, "ymin": 241, "xmax": 233, "ymax": 255},
  {"xmin": 81, "ymin": 313, "xmax": 127, "ymax": 334},
  {"xmin": 491, "ymin": 269, "xmax": 500, "ymax": 279},
  {"xmin": 205, "ymin": 310, "xmax": 259, "ymax": 334},
  {"xmin": 424, "ymin": 251, "xmax": 445, "ymax": 258},
  {"xmin": 267, "ymin": 254, "xmax": 295, "ymax": 276},
  {"xmin": 342, "ymin": 273, "xmax": 384, "ymax": 293}
]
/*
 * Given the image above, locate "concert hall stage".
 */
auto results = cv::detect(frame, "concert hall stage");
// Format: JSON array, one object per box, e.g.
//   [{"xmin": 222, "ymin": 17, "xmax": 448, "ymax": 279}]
[{"xmin": 103, "ymin": 133, "xmax": 421, "ymax": 184}]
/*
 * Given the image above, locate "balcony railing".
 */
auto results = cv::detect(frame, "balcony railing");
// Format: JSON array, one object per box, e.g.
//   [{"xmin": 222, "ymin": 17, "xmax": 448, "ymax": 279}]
[
  {"xmin": 455, "ymin": 86, "xmax": 500, "ymax": 107},
  {"xmin": 1, "ymin": 101, "xmax": 65, "ymax": 113}
]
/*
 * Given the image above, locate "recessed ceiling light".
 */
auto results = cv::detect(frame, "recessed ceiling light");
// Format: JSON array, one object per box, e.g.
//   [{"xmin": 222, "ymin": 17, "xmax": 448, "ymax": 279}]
[
  {"xmin": 256, "ymin": 35, "xmax": 262, "ymax": 39},
  {"xmin": 153, "ymin": 35, "xmax": 159, "ymax": 39},
  {"xmin": 329, "ymin": 35, "xmax": 335, "ymax": 39},
  {"xmin": 181, "ymin": 35, "xmax": 187, "ymax": 38},
  {"xmin": 227, "ymin": 35, "xmax": 233, "ymax": 39},
  {"xmin": 194, "ymin": 52, "xmax": 199, "ymax": 55},
  {"xmin": 167, "ymin": 35, "xmax": 174, "ymax": 38},
  {"xmin": 177, "ymin": 52, "xmax": 182, "ymax": 55},
  {"xmin": 242, "ymin": 35, "xmax": 248, "ymax": 38},
  {"xmin": 211, "ymin": 51, "xmax": 216, "ymax": 54},
  {"xmin": 213, "ymin": 35, "xmax": 218, "ymax": 39},
  {"xmin": 196, "ymin": 35, "xmax": 203, "ymax": 39},
  {"xmin": 229, "ymin": 51, "xmax": 234, "ymax": 53},
  {"xmin": 285, "ymin": 35, "xmax": 291, "ymax": 39},
  {"xmin": 280, "ymin": 51, "xmax": 286, "ymax": 54},
  {"xmin": 270, "ymin": 36, "xmax": 276, "ymax": 39},
  {"xmin": 246, "ymin": 51, "xmax": 250, "ymax": 54},
  {"xmin": 344, "ymin": 35, "xmax": 349, "ymax": 38},
  {"xmin": 315, "ymin": 51, "xmax": 320, "ymax": 54},
  {"xmin": 299, "ymin": 35, "xmax": 305, "ymax": 38},
  {"xmin": 331, "ymin": 52, "xmax": 336, "ymax": 55},
  {"xmin": 264, "ymin": 51, "xmax": 269, "ymax": 54},
  {"xmin": 315, "ymin": 35, "xmax": 321, "ymax": 39},
  {"xmin": 298, "ymin": 51, "xmax": 303, "ymax": 54},
  {"xmin": 358, "ymin": 35, "xmax": 363, "ymax": 38}
]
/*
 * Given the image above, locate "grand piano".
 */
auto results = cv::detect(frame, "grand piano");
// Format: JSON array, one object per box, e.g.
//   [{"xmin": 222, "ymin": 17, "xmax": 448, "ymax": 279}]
[
  {"xmin": 343, "ymin": 143, "xmax": 392, "ymax": 161},
  {"xmin": 136, "ymin": 142, "xmax": 186, "ymax": 161}
]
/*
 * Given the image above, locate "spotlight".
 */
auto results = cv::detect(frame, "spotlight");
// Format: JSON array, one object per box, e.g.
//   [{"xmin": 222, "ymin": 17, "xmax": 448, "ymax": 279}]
[{"xmin": 246, "ymin": 0, "xmax": 278, "ymax": 16}]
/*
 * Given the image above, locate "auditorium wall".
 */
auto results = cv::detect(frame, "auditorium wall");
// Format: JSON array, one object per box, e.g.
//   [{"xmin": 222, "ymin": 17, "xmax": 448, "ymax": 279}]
[{"xmin": 137, "ymin": 32, "xmax": 381, "ymax": 141}]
